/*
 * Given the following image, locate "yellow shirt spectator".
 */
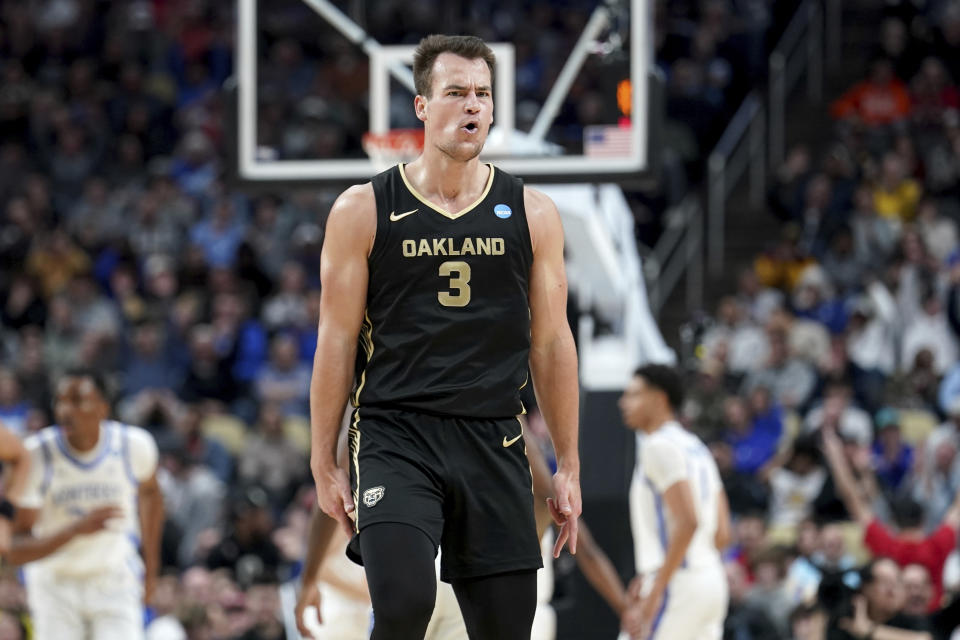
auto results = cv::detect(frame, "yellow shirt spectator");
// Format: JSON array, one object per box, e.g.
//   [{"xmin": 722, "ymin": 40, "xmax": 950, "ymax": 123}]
[{"xmin": 874, "ymin": 179, "xmax": 921, "ymax": 222}]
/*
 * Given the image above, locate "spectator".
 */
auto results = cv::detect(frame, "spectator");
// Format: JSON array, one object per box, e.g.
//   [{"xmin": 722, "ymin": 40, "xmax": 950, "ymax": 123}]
[
  {"xmin": 820, "ymin": 227, "xmax": 864, "ymax": 297},
  {"xmin": 743, "ymin": 328, "xmax": 817, "ymax": 411},
  {"xmin": 822, "ymin": 425, "xmax": 959, "ymax": 611},
  {"xmin": 710, "ymin": 439, "xmax": 770, "ymax": 517},
  {"xmin": 884, "ymin": 349, "xmax": 940, "ymax": 410},
  {"xmin": 210, "ymin": 292, "xmax": 268, "ymax": 388},
  {"xmin": 180, "ymin": 324, "xmax": 239, "ymax": 406},
  {"xmin": 915, "ymin": 200, "xmax": 958, "ymax": 265},
  {"xmin": 0, "ymin": 369, "xmax": 29, "ymax": 437},
  {"xmin": 261, "ymin": 262, "xmax": 309, "ymax": 332},
  {"xmin": 791, "ymin": 266, "xmax": 848, "ymax": 336},
  {"xmin": 830, "ymin": 58, "xmax": 912, "ymax": 127},
  {"xmin": 872, "ymin": 409, "xmax": 914, "ymax": 494},
  {"xmin": 874, "ymin": 151, "xmax": 922, "ymax": 223},
  {"xmin": 25, "ymin": 228, "xmax": 91, "ymax": 298},
  {"xmin": 828, "ymin": 558, "xmax": 932, "ymax": 637},
  {"xmin": 238, "ymin": 402, "xmax": 308, "ymax": 509},
  {"xmin": 901, "ymin": 291, "xmax": 958, "ymax": 376},
  {"xmin": 129, "ymin": 191, "xmax": 184, "ymax": 260},
  {"xmin": 254, "ymin": 334, "xmax": 311, "ymax": 418},
  {"xmin": 190, "ymin": 198, "xmax": 246, "ymax": 269},
  {"xmin": 724, "ymin": 394, "xmax": 781, "ymax": 475},
  {"xmin": 122, "ymin": 321, "xmax": 185, "ymax": 400},
  {"xmin": 723, "ymin": 560, "xmax": 781, "ymax": 640},
  {"xmin": 157, "ymin": 436, "xmax": 227, "ymax": 568},
  {"xmin": 1, "ymin": 274, "xmax": 46, "ymax": 332},
  {"xmin": 205, "ymin": 486, "xmax": 283, "ymax": 583},
  {"xmin": 805, "ymin": 379, "xmax": 874, "ymax": 447},
  {"xmin": 846, "ymin": 283, "xmax": 899, "ymax": 389},
  {"xmin": 848, "ymin": 184, "xmax": 899, "ymax": 271},
  {"xmin": 767, "ymin": 435, "xmax": 828, "ymax": 528},
  {"xmin": 902, "ymin": 563, "xmax": 935, "ymax": 617},
  {"xmin": 701, "ymin": 296, "xmax": 769, "ymax": 376}
]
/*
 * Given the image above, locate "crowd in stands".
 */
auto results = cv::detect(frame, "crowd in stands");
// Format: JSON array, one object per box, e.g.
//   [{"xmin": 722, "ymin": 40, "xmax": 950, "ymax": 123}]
[
  {"xmin": 683, "ymin": 2, "xmax": 960, "ymax": 639},
  {"xmin": 7, "ymin": 0, "xmax": 959, "ymax": 638}
]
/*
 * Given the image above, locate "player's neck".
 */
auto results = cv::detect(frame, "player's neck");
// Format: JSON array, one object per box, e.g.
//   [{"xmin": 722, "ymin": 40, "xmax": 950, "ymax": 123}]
[
  {"xmin": 641, "ymin": 410, "xmax": 675, "ymax": 435},
  {"xmin": 65, "ymin": 423, "xmax": 102, "ymax": 453},
  {"xmin": 405, "ymin": 151, "xmax": 488, "ymax": 207}
]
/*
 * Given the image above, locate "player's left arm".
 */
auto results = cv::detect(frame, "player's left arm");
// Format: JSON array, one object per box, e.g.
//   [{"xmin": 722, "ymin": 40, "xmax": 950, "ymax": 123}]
[
  {"xmin": 130, "ymin": 427, "xmax": 164, "ymax": 605},
  {"xmin": 0, "ymin": 423, "xmax": 29, "ymax": 555},
  {"xmin": 0, "ymin": 423, "xmax": 29, "ymax": 503},
  {"xmin": 138, "ymin": 471, "xmax": 163, "ymax": 604},
  {"xmin": 715, "ymin": 486, "xmax": 732, "ymax": 551},
  {"xmin": 655, "ymin": 479, "xmax": 698, "ymax": 594},
  {"xmin": 525, "ymin": 186, "xmax": 581, "ymax": 557}
]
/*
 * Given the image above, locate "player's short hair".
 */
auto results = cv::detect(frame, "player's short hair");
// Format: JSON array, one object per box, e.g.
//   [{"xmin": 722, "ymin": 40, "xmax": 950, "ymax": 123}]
[
  {"xmin": 634, "ymin": 364, "xmax": 684, "ymax": 411},
  {"xmin": 413, "ymin": 34, "xmax": 496, "ymax": 98},
  {"xmin": 62, "ymin": 367, "xmax": 111, "ymax": 402}
]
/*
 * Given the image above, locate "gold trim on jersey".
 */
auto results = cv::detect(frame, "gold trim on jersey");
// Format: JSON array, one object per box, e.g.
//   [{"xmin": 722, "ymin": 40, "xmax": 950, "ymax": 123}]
[
  {"xmin": 349, "ymin": 410, "xmax": 361, "ymax": 533},
  {"xmin": 518, "ymin": 371, "xmax": 529, "ymax": 414},
  {"xmin": 398, "ymin": 163, "xmax": 496, "ymax": 220},
  {"xmin": 352, "ymin": 312, "xmax": 374, "ymax": 407}
]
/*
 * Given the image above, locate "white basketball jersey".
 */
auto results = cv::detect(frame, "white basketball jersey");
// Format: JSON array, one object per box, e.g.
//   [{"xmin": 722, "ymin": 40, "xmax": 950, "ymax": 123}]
[
  {"xmin": 20, "ymin": 421, "xmax": 157, "ymax": 578},
  {"xmin": 629, "ymin": 421, "xmax": 722, "ymax": 575}
]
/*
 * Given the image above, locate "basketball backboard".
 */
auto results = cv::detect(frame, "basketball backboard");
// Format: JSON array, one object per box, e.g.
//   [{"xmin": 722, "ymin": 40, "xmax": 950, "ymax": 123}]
[{"xmin": 235, "ymin": 0, "xmax": 655, "ymax": 185}]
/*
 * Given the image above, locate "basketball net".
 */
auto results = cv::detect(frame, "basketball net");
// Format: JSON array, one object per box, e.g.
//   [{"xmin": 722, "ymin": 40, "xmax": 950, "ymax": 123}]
[{"xmin": 362, "ymin": 129, "xmax": 425, "ymax": 173}]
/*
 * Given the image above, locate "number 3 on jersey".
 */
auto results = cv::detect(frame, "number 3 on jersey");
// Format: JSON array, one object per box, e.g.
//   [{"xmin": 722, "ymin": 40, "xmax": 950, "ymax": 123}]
[{"xmin": 438, "ymin": 260, "xmax": 471, "ymax": 307}]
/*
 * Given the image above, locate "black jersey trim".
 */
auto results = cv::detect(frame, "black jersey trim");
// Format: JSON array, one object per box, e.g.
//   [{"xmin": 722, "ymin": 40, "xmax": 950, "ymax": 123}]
[{"xmin": 397, "ymin": 163, "xmax": 496, "ymax": 220}]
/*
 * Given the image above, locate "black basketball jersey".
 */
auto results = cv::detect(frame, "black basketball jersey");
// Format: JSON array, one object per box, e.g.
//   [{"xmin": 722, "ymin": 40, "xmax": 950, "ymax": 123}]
[{"xmin": 353, "ymin": 163, "xmax": 533, "ymax": 418}]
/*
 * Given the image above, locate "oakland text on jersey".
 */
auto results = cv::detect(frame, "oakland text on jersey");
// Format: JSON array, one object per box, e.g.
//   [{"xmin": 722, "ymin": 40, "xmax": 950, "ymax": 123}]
[{"xmin": 401, "ymin": 237, "xmax": 506, "ymax": 258}]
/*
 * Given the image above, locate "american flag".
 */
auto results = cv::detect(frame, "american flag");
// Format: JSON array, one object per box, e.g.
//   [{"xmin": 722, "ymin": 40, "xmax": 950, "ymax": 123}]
[{"xmin": 584, "ymin": 125, "xmax": 633, "ymax": 158}]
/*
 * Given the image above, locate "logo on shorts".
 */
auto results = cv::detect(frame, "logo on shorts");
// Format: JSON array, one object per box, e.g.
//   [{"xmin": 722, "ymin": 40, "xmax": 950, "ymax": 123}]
[
  {"xmin": 363, "ymin": 486, "xmax": 385, "ymax": 507},
  {"xmin": 494, "ymin": 204, "xmax": 512, "ymax": 219}
]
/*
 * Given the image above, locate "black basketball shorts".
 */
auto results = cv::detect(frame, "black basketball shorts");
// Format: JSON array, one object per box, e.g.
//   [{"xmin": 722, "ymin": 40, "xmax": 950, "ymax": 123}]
[{"xmin": 345, "ymin": 406, "xmax": 542, "ymax": 582}]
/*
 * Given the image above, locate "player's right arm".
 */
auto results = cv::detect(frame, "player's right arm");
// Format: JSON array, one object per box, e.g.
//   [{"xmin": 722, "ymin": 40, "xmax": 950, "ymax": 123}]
[
  {"xmin": 7, "ymin": 506, "xmax": 121, "ymax": 565},
  {"xmin": 310, "ymin": 184, "xmax": 377, "ymax": 538},
  {"xmin": 715, "ymin": 487, "xmax": 732, "ymax": 551},
  {"xmin": 295, "ymin": 509, "xmax": 341, "ymax": 639},
  {"xmin": 0, "ymin": 423, "xmax": 28, "ymax": 555}
]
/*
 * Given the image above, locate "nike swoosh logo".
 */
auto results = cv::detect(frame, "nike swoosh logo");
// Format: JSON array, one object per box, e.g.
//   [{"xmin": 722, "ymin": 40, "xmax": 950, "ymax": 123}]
[
  {"xmin": 502, "ymin": 434, "xmax": 522, "ymax": 448},
  {"xmin": 389, "ymin": 208, "xmax": 419, "ymax": 221}
]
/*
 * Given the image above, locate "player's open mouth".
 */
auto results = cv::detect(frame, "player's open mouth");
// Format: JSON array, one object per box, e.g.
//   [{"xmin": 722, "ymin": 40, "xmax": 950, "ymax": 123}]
[{"xmin": 461, "ymin": 122, "xmax": 479, "ymax": 134}]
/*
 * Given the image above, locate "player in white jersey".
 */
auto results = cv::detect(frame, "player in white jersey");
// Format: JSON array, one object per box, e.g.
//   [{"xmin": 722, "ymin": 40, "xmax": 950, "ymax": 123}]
[
  {"xmin": 9, "ymin": 370, "xmax": 164, "ymax": 640},
  {"xmin": 618, "ymin": 365, "xmax": 732, "ymax": 640}
]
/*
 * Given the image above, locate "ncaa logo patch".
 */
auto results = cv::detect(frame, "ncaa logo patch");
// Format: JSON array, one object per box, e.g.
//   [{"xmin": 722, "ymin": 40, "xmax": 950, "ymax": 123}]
[
  {"xmin": 363, "ymin": 486, "xmax": 385, "ymax": 507},
  {"xmin": 494, "ymin": 204, "xmax": 512, "ymax": 219}
]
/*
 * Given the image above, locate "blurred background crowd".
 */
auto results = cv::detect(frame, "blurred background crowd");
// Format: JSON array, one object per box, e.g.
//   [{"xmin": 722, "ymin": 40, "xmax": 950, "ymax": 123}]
[{"xmin": 4, "ymin": 0, "xmax": 960, "ymax": 639}]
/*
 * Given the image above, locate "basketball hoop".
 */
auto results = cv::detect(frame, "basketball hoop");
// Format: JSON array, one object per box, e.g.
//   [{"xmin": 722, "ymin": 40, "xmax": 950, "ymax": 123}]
[{"xmin": 362, "ymin": 129, "xmax": 425, "ymax": 173}]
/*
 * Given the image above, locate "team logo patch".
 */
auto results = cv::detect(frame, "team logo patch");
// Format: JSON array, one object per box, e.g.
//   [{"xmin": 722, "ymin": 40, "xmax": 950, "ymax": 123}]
[
  {"xmin": 363, "ymin": 486, "xmax": 385, "ymax": 507},
  {"xmin": 494, "ymin": 204, "xmax": 512, "ymax": 219}
]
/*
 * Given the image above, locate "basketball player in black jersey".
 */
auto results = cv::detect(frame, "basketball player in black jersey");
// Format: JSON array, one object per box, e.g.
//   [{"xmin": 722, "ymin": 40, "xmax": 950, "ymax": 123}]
[{"xmin": 309, "ymin": 34, "xmax": 581, "ymax": 640}]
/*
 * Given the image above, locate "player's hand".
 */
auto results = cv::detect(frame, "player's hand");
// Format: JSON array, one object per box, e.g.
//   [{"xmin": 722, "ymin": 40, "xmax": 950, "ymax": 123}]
[
  {"xmin": 295, "ymin": 582, "xmax": 322, "ymax": 638},
  {"xmin": 73, "ymin": 506, "xmax": 122, "ymax": 535},
  {"xmin": 548, "ymin": 469, "xmax": 581, "ymax": 557},
  {"xmin": 0, "ymin": 516, "xmax": 11, "ymax": 557},
  {"xmin": 313, "ymin": 465, "xmax": 355, "ymax": 538},
  {"xmin": 622, "ymin": 576, "xmax": 663, "ymax": 640}
]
